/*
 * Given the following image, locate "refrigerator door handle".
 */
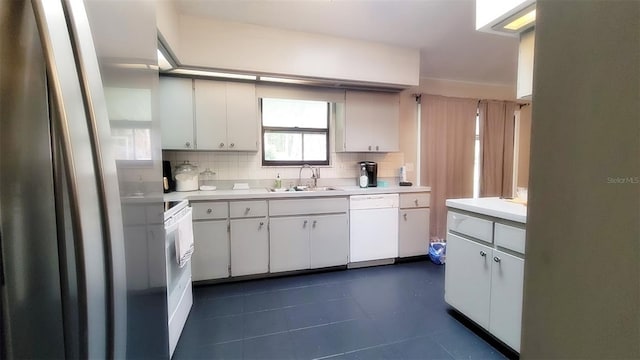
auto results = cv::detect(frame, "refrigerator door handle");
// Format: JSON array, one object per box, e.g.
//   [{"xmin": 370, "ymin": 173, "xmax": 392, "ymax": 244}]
[{"xmin": 31, "ymin": 0, "xmax": 125, "ymax": 358}]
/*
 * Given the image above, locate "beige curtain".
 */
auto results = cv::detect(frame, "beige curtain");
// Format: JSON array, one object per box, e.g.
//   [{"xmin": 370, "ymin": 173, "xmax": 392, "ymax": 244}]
[
  {"xmin": 421, "ymin": 95, "xmax": 478, "ymax": 240},
  {"xmin": 479, "ymin": 100, "xmax": 517, "ymax": 197}
]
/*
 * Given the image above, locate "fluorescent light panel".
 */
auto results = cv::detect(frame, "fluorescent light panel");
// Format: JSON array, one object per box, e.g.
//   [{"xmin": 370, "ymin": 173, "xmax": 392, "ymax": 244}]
[
  {"xmin": 170, "ymin": 68, "xmax": 256, "ymax": 80},
  {"xmin": 503, "ymin": 8, "xmax": 536, "ymax": 31},
  {"xmin": 259, "ymin": 76, "xmax": 312, "ymax": 84},
  {"xmin": 157, "ymin": 49, "xmax": 173, "ymax": 71}
]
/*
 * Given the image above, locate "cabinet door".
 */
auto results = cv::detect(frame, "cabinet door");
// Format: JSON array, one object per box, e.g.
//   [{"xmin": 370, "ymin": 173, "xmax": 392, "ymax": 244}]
[
  {"xmin": 343, "ymin": 91, "xmax": 399, "ymax": 152},
  {"xmin": 194, "ymin": 79, "xmax": 227, "ymax": 150},
  {"xmin": 343, "ymin": 91, "xmax": 374, "ymax": 151},
  {"xmin": 192, "ymin": 220, "xmax": 229, "ymax": 281},
  {"xmin": 369, "ymin": 92, "xmax": 399, "ymax": 152},
  {"xmin": 269, "ymin": 217, "xmax": 310, "ymax": 273},
  {"xmin": 310, "ymin": 214, "xmax": 349, "ymax": 268},
  {"xmin": 159, "ymin": 77, "xmax": 194, "ymax": 150},
  {"xmin": 489, "ymin": 249, "xmax": 525, "ymax": 352},
  {"xmin": 226, "ymin": 82, "xmax": 258, "ymax": 151},
  {"xmin": 399, "ymin": 208, "xmax": 430, "ymax": 257},
  {"xmin": 444, "ymin": 233, "xmax": 492, "ymax": 329},
  {"xmin": 230, "ymin": 218, "xmax": 268, "ymax": 276}
]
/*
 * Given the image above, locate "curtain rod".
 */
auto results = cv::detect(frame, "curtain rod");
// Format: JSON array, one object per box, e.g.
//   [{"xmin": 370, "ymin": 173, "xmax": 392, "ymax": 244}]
[{"xmin": 412, "ymin": 92, "xmax": 530, "ymax": 107}]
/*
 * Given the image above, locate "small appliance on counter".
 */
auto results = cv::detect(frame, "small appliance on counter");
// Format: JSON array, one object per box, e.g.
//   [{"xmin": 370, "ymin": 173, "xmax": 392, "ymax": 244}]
[
  {"xmin": 174, "ymin": 161, "xmax": 199, "ymax": 192},
  {"xmin": 163, "ymin": 160, "xmax": 176, "ymax": 193},
  {"xmin": 358, "ymin": 161, "xmax": 378, "ymax": 187}
]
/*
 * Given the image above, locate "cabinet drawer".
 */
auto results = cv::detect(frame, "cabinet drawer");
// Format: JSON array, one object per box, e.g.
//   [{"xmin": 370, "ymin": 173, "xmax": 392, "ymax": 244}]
[
  {"xmin": 230, "ymin": 200, "xmax": 268, "ymax": 218},
  {"xmin": 191, "ymin": 202, "xmax": 228, "ymax": 220},
  {"xmin": 400, "ymin": 193, "xmax": 430, "ymax": 209},
  {"xmin": 269, "ymin": 197, "xmax": 348, "ymax": 216},
  {"xmin": 447, "ymin": 211, "xmax": 493, "ymax": 244},
  {"xmin": 494, "ymin": 223, "xmax": 526, "ymax": 254}
]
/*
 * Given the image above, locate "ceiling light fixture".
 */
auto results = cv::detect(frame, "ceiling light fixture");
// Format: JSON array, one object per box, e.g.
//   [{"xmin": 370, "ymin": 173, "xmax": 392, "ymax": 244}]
[
  {"xmin": 503, "ymin": 8, "xmax": 536, "ymax": 31},
  {"xmin": 169, "ymin": 68, "xmax": 257, "ymax": 80},
  {"xmin": 259, "ymin": 76, "xmax": 313, "ymax": 84}
]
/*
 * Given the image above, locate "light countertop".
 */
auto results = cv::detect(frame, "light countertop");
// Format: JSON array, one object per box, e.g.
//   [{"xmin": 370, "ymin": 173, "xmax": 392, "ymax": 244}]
[
  {"xmin": 164, "ymin": 185, "xmax": 431, "ymax": 202},
  {"xmin": 446, "ymin": 197, "xmax": 527, "ymax": 224}
]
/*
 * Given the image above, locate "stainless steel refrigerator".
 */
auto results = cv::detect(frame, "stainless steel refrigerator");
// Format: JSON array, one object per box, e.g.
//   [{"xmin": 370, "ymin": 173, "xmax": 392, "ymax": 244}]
[{"xmin": 0, "ymin": 0, "xmax": 168, "ymax": 358}]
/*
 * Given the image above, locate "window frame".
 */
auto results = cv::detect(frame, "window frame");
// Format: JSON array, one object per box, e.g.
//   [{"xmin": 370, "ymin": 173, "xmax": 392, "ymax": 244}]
[{"xmin": 261, "ymin": 99, "xmax": 330, "ymax": 167}]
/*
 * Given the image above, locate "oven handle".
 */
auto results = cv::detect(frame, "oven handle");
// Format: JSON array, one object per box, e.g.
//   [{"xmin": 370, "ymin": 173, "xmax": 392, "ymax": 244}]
[{"xmin": 165, "ymin": 206, "xmax": 192, "ymax": 234}]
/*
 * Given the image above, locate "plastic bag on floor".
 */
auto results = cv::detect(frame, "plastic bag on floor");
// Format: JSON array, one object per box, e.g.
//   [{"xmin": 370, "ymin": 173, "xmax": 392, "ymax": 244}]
[{"xmin": 428, "ymin": 242, "xmax": 446, "ymax": 265}]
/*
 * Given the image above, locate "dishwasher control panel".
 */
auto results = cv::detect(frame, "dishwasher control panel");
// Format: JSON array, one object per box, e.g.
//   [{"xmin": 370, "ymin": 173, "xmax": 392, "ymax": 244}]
[{"xmin": 349, "ymin": 193, "xmax": 399, "ymax": 209}]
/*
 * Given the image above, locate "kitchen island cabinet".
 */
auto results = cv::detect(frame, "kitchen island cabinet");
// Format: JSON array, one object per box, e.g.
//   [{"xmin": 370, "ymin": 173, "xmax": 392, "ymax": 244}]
[{"xmin": 444, "ymin": 197, "xmax": 526, "ymax": 352}]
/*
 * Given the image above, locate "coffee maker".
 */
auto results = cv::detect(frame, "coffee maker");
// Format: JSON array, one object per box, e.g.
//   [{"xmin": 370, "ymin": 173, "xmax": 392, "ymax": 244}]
[{"xmin": 358, "ymin": 161, "xmax": 378, "ymax": 187}]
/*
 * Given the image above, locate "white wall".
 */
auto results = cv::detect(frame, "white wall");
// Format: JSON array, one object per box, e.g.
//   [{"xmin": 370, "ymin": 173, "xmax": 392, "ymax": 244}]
[
  {"xmin": 521, "ymin": 1, "xmax": 640, "ymax": 358},
  {"xmin": 156, "ymin": 0, "xmax": 180, "ymax": 56},
  {"xmin": 170, "ymin": 15, "xmax": 419, "ymax": 86}
]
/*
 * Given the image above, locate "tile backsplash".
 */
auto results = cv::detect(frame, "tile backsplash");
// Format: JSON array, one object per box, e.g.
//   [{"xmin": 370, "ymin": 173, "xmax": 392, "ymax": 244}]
[{"xmin": 163, "ymin": 150, "xmax": 405, "ymax": 186}]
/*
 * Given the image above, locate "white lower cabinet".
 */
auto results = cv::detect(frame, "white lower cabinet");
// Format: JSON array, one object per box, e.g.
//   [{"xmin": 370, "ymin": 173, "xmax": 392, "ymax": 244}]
[
  {"xmin": 309, "ymin": 214, "xmax": 349, "ymax": 268},
  {"xmin": 269, "ymin": 216, "xmax": 311, "ymax": 272},
  {"xmin": 444, "ymin": 233, "xmax": 492, "ymax": 328},
  {"xmin": 489, "ymin": 249, "xmax": 525, "ymax": 352},
  {"xmin": 191, "ymin": 220, "xmax": 229, "ymax": 281},
  {"xmin": 230, "ymin": 218, "xmax": 269, "ymax": 276},
  {"xmin": 445, "ymin": 222, "xmax": 525, "ymax": 352},
  {"xmin": 269, "ymin": 214, "xmax": 349, "ymax": 273},
  {"xmin": 399, "ymin": 208, "xmax": 430, "ymax": 257}
]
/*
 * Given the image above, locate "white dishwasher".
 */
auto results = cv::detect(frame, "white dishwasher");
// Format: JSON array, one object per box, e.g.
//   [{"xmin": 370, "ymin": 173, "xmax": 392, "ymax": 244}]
[{"xmin": 349, "ymin": 193, "xmax": 399, "ymax": 263}]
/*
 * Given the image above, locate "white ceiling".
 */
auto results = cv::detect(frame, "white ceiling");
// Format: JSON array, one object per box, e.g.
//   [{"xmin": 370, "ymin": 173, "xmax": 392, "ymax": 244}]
[{"xmin": 173, "ymin": 0, "xmax": 519, "ymax": 86}]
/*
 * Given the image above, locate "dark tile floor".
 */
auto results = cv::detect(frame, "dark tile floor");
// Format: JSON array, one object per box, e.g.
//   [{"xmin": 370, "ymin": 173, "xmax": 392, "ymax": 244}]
[{"xmin": 173, "ymin": 260, "xmax": 517, "ymax": 360}]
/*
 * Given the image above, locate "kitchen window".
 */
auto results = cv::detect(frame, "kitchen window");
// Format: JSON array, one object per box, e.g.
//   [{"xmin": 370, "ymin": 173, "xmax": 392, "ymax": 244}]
[{"xmin": 261, "ymin": 98, "xmax": 330, "ymax": 166}]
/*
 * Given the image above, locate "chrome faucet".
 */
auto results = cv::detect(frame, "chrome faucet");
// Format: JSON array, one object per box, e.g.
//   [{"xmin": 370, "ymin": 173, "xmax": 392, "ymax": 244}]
[{"xmin": 298, "ymin": 164, "xmax": 320, "ymax": 188}]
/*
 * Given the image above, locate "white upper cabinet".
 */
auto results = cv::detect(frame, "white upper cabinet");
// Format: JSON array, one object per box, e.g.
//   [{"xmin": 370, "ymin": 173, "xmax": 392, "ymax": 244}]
[
  {"xmin": 194, "ymin": 80, "xmax": 258, "ymax": 151},
  {"xmin": 160, "ymin": 77, "xmax": 258, "ymax": 151},
  {"xmin": 517, "ymin": 29, "xmax": 535, "ymax": 100},
  {"xmin": 336, "ymin": 91, "xmax": 400, "ymax": 152},
  {"xmin": 159, "ymin": 77, "xmax": 194, "ymax": 150},
  {"xmin": 194, "ymin": 80, "xmax": 227, "ymax": 150}
]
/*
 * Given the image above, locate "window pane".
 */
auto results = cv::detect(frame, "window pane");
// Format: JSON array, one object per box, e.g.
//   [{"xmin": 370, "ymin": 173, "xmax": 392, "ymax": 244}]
[
  {"xmin": 262, "ymin": 98, "xmax": 327, "ymax": 129},
  {"xmin": 264, "ymin": 132, "xmax": 302, "ymax": 161},
  {"xmin": 303, "ymin": 133, "xmax": 327, "ymax": 161}
]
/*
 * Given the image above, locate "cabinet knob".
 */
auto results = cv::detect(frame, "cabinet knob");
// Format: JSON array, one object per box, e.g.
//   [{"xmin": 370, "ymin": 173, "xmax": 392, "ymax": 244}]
[
  {"xmin": 376, "ymin": 145, "xmax": 379, "ymax": 151},
  {"xmin": 414, "ymin": 199, "xmax": 419, "ymax": 206},
  {"xmin": 206, "ymin": 208, "xmax": 212, "ymax": 214},
  {"xmin": 245, "ymin": 207, "xmax": 251, "ymax": 214},
  {"xmin": 259, "ymin": 221, "xmax": 264, "ymax": 229},
  {"xmin": 493, "ymin": 256, "xmax": 501, "ymax": 263},
  {"xmin": 368, "ymin": 145, "xmax": 372, "ymax": 151},
  {"xmin": 230, "ymin": 143, "xmax": 235, "ymax": 148},
  {"xmin": 185, "ymin": 141, "xmax": 191, "ymax": 148},
  {"xmin": 219, "ymin": 142, "xmax": 225, "ymax": 148},
  {"xmin": 312, "ymin": 220, "xmax": 317, "ymax": 228},
  {"xmin": 303, "ymin": 220, "xmax": 308, "ymax": 228},
  {"xmin": 480, "ymin": 251, "xmax": 487, "ymax": 257},
  {"xmin": 403, "ymin": 213, "xmax": 408, "ymax": 220}
]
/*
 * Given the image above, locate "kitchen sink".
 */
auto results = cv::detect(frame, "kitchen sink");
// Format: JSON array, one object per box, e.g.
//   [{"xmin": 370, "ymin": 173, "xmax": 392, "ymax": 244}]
[{"xmin": 266, "ymin": 186, "xmax": 342, "ymax": 192}]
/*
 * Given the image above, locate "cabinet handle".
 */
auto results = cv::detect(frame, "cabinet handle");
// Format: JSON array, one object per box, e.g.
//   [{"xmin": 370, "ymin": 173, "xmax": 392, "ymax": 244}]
[
  {"xmin": 368, "ymin": 145, "xmax": 372, "ymax": 151},
  {"xmin": 219, "ymin": 142, "xmax": 224, "ymax": 148},
  {"xmin": 376, "ymin": 145, "xmax": 379, "ymax": 151},
  {"xmin": 414, "ymin": 199, "xmax": 419, "ymax": 206},
  {"xmin": 245, "ymin": 207, "xmax": 251, "ymax": 214},
  {"xmin": 303, "ymin": 220, "xmax": 308, "ymax": 228},
  {"xmin": 185, "ymin": 141, "xmax": 191, "ymax": 148},
  {"xmin": 493, "ymin": 256, "xmax": 501, "ymax": 263},
  {"xmin": 403, "ymin": 213, "xmax": 408, "ymax": 221},
  {"xmin": 230, "ymin": 143, "xmax": 235, "ymax": 148},
  {"xmin": 312, "ymin": 220, "xmax": 317, "ymax": 228},
  {"xmin": 258, "ymin": 221, "xmax": 264, "ymax": 229},
  {"xmin": 480, "ymin": 251, "xmax": 487, "ymax": 257},
  {"xmin": 206, "ymin": 208, "xmax": 212, "ymax": 214}
]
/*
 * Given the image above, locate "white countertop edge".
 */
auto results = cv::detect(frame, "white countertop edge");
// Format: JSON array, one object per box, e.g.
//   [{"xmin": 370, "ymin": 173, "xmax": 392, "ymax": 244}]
[
  {"xmin": 446, "ymin": 197, "xmax": 527, "ymax": 224},
  {"xmin": 164, "ymin": 185, "xmax": 431, "ymax": 202}
]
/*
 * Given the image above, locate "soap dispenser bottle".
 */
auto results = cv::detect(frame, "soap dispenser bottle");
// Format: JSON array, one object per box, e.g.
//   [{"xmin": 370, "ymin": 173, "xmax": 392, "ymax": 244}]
[
  {"xmin": 275, "ymin": 173, "xmax": 282, "ymax": 189},
  {"xmin": 359, "ymin": 164, "xmax": 368, "ymax": 188}
]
